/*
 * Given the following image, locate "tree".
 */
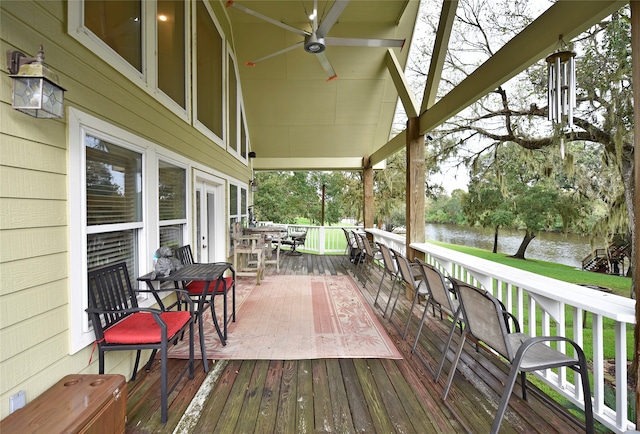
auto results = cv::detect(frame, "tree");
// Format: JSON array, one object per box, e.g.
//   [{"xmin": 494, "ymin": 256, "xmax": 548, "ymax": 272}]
[
  {"xmin": 413, "ymin": 1, "xmax": 632, "ymax": 282},
  {"xmin": 511, "ymin": 184, "xmax": 559, "ymax": 259},
  {"xmin": 373, "ymin": 150, "xmax": 406, "ymax": 230},
  {"xmin": 253, "ymin": 171, "xmax": 350, "ymax": 225},
  {"xmin": 426, "ymin": 189, "xmax": 467, "ymax": 225},
  {"xmin": 463, "ymin": 178, "xmax": 515, "ymax": 253}
]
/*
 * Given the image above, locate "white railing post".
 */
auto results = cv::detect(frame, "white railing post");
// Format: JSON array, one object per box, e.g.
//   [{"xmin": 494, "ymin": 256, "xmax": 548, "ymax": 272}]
[{"xmin": 318, "ymin": 226, "xmax": 326, "ymax": 255}]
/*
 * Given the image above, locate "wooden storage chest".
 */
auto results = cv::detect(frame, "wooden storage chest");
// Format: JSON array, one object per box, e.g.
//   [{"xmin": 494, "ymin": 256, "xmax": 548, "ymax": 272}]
[{"xmin": 1, "ymin": 374, "xmax": 126, "ymax": 433}]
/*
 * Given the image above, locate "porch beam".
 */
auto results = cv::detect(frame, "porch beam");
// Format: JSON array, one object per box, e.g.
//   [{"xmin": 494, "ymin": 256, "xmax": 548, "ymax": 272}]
[
  {"xmin": 252, "ymin": 157, "xmax": 364, "ymax": 170},
  {"xmin": 405, "ymin": 117, "xmax": 425, "ymax": 261},
  {"xmin": 421, "ymin": 0, "xmax": 458, "ymax": 112},
  {"xmin": 385, "ymin": 49, "xmax": 419, "ymax": 118},
  {"xmin": 370, "ymin": 130, "xmax": 405, "ymax": 167},
  {"xmin": 363, "ymin": 157, "xmax": 374, "ymax": 231},
  {"xmin": 419, "ymin": 0, "xmax": 627, "ymax": 135},
  {"xmin": 371, "ymin": 0, "xmax": 627, "ymax": 162}
]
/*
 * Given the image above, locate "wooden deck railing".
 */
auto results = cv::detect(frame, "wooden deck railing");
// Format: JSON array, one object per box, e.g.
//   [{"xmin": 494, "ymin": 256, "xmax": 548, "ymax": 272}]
[{"xmin": 367, "ymin": 228, "xmax": 636, "ymax": 434}]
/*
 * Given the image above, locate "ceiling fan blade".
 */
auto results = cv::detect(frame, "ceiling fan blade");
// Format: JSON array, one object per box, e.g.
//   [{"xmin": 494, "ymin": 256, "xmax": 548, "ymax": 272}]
[
  {"xmin": 311, "ymin": 0, "xmax": 318, "ymax": 32},
  {"xmin": 246, "ymin": 41, "xmax": 304, "ymax": 66},
  {"xmin": 325, "ymin": 37, "xmax": 406, "ymax": 49},
  {"xmin": 317, "ymin": 0, "xmax": 350, "ymax": 37},
  {"xmin": 315, "ymin": 52, "xmax": 338, "ymax": 81},
  {"xmin": 226, "ymin": 1, "xmax": 309, "ymax": 37}
]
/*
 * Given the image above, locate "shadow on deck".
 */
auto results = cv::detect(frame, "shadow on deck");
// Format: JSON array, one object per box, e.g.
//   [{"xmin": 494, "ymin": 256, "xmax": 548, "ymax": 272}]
[{"xmin": 125, "ymin": 253, "xmax": 591, "ymax": 433}]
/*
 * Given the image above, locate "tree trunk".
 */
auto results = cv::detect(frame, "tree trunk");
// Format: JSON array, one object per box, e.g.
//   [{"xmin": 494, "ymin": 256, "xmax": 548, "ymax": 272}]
[
  {"xmin": 493, "ymin": 226, "xmax": 499, "ymax": 253},
  {"xmin": 512, "ymin": 229, "xmax": 536, "ymax": 259}
]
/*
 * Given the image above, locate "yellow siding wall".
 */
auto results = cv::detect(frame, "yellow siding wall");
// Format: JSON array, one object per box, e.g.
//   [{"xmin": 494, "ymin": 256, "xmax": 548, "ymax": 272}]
[{"xmin": 0, "ymin": 0, "xmax": 247, "ymax": 419}]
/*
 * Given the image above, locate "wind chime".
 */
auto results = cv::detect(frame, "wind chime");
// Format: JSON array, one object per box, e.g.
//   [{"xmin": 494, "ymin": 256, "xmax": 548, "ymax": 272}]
[{"xmin": 546, "ymin": 37, "xmax": 576, "ymax": 158}]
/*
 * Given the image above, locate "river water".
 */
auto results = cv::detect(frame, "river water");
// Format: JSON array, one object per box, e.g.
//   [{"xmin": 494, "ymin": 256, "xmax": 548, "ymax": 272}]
[{"xmin": 425, "ymin": 223, "xmax": 595, "ymax": 269}]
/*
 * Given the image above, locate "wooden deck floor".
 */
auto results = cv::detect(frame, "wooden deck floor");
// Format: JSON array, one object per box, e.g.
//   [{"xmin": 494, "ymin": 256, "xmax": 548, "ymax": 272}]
[{"xmin": 125, "ymin": 253, "xmax": 593, "ymax": 433}]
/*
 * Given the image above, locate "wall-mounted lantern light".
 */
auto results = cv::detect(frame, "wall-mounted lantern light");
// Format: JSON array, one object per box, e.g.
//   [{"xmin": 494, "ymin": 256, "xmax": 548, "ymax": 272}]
[
  {"xmin": 6, "ymin": 45, "xmax": 66, "ymax": 118},
  {"xmin": 250, "ymin": 179, "xmax": 258, "ymax": 192}
]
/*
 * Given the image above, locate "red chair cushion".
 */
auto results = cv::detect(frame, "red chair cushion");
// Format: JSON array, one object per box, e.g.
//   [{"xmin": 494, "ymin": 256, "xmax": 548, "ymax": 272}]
[
  {"xmin": 186, "ymin": 276, "xmax": 234, "ymax": 295},
  {"xmin": 103, "ymin": 311, "xmax": 191, "ymax": 344}
]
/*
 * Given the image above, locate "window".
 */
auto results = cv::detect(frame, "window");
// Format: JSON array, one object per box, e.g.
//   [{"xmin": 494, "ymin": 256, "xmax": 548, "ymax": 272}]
[
  {"xmin": 228, "ymin": 53, "xmax": 238, "ymax": 153},
  {"xmin": 228, "ymin": 184, "xmax": 248, "ymax": 253},
  {"xmin": 84, "ymin": 0, "xmax": 143, "ymax": 72},
  {"xmin": 196, "ymin": 0, "xmax": 224, "ymax": 140},
  {"xmin": 158, "ymin": 160, "xmax": 186, "ymax": 249},
  {"xmin": 158, "ymin": 0, "xmax": 186, "ymax": 108},
  {"xmin": 240, "ymin": 111, "xmax": 248, "ymax": 159},
  {"xmin": 69, "ymin": 0, "xmax": 189, "ymax": 117},
  {"xmin": 69, "ymin": 109, "xmax": 193, "ymax": 354},
  {"xmin": 86, "ymin": 136, "xmax": 143, "ymax": 280}
]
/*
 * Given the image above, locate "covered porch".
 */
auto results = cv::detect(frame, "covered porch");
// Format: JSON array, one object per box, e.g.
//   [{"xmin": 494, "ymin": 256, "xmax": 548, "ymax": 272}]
[{"xmin": 124, "ymin": 251, "xmax": 595, "ymax": 433}]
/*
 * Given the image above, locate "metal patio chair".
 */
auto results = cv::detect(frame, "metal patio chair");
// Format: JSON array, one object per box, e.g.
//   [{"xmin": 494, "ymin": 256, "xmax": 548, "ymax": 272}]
[
  {"xmin": 372, "ymin": 242, "xmax": 398, "ymax": 311},
  {"xmin": 385, "ymin": 249, "xmax": 425, "ymax": 324},
  {"xmin": 409, "ymin": 258, "xmax": 463, "ymax": 379},
  {"xmin": 356, "ymin": 232, "xmax": 382, "ymax": 288},
  {"xmin": 86, "ymin": 262, "xmax": 195, "ymax": 424},
  {"xmin": 443, "ymin": 280, "xmax": 594, "ymax": 434},
  {"xmin": 349, "ymin": 230, "xmax": 366, "ymax": 279}
]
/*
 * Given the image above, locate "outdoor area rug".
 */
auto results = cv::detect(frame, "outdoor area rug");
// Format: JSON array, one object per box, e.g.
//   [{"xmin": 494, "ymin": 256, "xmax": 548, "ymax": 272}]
[{"xmin": 168, "ymin": 275, "xmax": 402, "ymax": 360}]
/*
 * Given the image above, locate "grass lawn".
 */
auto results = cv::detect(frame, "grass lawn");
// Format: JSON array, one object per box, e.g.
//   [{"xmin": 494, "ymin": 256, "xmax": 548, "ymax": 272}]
[{"xmin": 428, "ymin": 240, "xmax": 632, "ymax": 296}]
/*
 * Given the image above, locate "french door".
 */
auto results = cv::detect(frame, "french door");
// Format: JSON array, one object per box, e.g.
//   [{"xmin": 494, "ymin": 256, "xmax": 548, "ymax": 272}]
[{"xmin": 194, "ymin": 171, "xmax": 225, "ymax": 263}]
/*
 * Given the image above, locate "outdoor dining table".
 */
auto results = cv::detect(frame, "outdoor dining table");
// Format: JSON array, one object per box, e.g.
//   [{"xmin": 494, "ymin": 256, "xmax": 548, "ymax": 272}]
[
  {"xmin": 138, "ymin": 262, "xmax": 233, "ymax": 372},
  {"xmin": 245, "ymin": 225, "xmax": 288, "ymax": 269}
]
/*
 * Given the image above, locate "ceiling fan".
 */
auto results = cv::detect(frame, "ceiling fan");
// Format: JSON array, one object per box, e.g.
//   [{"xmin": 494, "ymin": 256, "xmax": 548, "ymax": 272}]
[{"xmin": 226, "ymin": 0, "xmax": 405, "ymax": 81}]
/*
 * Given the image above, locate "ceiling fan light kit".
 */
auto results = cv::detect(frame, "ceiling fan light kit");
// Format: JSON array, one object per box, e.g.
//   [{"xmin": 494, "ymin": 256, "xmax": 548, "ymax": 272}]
[
  {"xmin": 227, "ymin": 0, "xmax": 405, "ymax": 80},
  {"xmin": 304, "ymin": 34, "xmax": 326, "ymax": 53}
]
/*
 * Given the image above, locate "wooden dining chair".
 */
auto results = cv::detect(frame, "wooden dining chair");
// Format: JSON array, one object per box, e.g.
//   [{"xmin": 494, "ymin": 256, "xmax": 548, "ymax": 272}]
[{"xmin": 86, "ymin": 262, "xmax": 195, "ymax": 424}]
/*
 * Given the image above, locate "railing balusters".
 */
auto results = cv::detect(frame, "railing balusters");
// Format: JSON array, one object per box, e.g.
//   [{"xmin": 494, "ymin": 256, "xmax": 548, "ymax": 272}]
[
  {"xmin": 592, "ymin": 314, "xmax": 605, "ymax": 414},
  {"xmin": 615, "ymin": 320, "xmax": 628, "ymax": 429}
]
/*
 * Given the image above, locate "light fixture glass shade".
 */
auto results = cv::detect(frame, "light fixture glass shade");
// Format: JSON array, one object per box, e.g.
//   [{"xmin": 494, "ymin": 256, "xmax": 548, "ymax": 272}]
[{"xmin": 9, "ymin": 50, "xmax": 66, "ymax": 119}]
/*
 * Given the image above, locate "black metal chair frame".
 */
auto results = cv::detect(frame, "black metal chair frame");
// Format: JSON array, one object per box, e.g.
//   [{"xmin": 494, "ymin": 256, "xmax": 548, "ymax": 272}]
[
  {"xmin": 86, "ymin": 262, "xmax": 195, "ymax": 424},
  {"xmin": 173, "ymin": 245, "xmax": 236, "ymax": 370}
]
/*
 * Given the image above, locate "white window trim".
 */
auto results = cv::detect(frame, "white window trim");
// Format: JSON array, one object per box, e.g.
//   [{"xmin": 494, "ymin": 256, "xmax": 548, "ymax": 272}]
[
  {"xmin": 68, "ymin": 108, "xmax": 193, "ymax": 354},
  {"xmin": 67, "ymin": 0, "xmax": 190, "ymax": 123},
  {"xmin": 226, "ymin": 45, "xmax": 248, "ymax": 164}
]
